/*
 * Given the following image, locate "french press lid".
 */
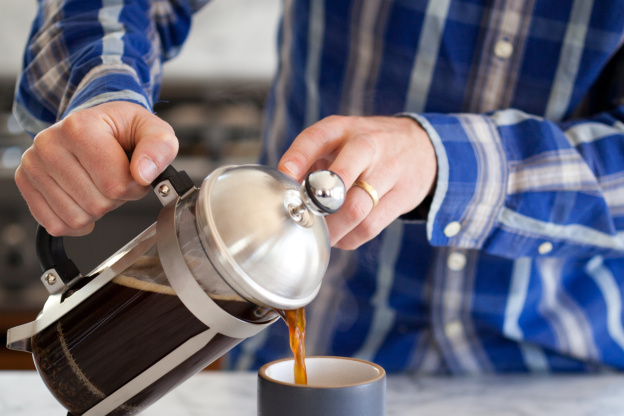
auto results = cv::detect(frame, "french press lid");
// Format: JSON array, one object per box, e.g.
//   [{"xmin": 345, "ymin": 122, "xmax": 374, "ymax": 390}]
[{"xmin": 195, "ymin": 165, "xmax": 345, "ymax": 310}]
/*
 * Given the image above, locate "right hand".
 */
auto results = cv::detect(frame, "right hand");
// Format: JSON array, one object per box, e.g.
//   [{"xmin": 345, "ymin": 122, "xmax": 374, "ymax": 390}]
[{"xmin": 15, "ymin": 101, "xmax": 179, "ymax": 236}]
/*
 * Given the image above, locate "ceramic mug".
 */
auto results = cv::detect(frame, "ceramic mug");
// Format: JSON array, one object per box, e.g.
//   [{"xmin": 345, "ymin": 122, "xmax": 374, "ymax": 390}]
[{"xmin": 258, "ymin": 356, "xmax": 386, "ymax": 416}]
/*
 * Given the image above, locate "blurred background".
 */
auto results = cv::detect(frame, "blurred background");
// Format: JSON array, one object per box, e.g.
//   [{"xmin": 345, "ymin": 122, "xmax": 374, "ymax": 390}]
[{"xmin": 0, "ymin": 0, "xmax": 280, "ymax": 369}]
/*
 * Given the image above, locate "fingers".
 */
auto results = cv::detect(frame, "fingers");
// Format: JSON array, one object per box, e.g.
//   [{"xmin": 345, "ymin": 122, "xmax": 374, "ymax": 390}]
[
  {"xmin": 15, "ymin": 164, "xmax": 95, "ymax": 237},
  {"xmin": 70, "ymin": 102, "xmax": 179, "ymax": 189},
  {"xmin": 279, "ymin": 116, "xmax": 385, "ymax": 247},
  {"xmin": 21, "ymin": 128, "xmax": 123, "ymax": 236},
  {"xmin": 280, "ymin": 116, "xmax": 386, "ymax": 248},
  {"xmin": 332, "ymin": 190, "xmax": 403, "ymax": 250},
  {"xmin": 324, "ymin": 186, "xmax": 374, "ymax": 245},
  {"xmin": 278, "ymin": 115, "xmax": 350, "ymax": 180},
  {"xmin": 325, "ymin": 175, "xmax": 392, "ymax": 249},
  {"xmin": 278, "ymin": 115, "xmax": 437, "ymax": 250},
  {"xmin": 326, "ymin": 132, "xmax": 376, "ymax": 188},
  {"xmin": 17, "ymin": 101, "xmax": 178, "ymax": 236},
  {"xmin": 279, "ymin": 115, "xmax": 378, "ymax": 189},
  {"xmin": 128, "ymin": 111, "xmax": 179, "ymax": 186}
]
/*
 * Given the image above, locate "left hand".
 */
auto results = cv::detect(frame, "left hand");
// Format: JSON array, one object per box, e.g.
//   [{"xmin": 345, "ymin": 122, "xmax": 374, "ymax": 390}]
[{"xmin": 278, "ymin": 115, "xmax": 437, "ymax": 250}]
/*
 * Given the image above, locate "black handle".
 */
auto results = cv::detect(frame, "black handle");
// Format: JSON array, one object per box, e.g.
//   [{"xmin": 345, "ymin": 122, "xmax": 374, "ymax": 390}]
[
  {"xmin": 35, "ymin": 164, "xmax": 194, "ymax": 284},
  {"xmin": 150, "ymin": 164, "xmax": 194, "ymax": 195},
  {"xmin": 35, "ymin": 225, "xmax": 80, "ymax": 283}
]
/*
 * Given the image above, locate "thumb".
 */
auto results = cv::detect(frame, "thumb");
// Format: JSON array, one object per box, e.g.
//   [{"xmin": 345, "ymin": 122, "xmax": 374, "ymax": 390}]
[{"xmin": 127, "ymin": 111, "xmax": 179, "ymax": 186}]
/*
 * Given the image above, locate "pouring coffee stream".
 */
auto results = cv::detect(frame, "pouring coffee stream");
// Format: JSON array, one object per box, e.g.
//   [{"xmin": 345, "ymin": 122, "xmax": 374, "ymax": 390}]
[
  {"xmin": 7, "ymin": 163, "xmax": 345, "ymax": 415},
  {"xmin": 284, "ymin": 307, "xmax": 308, "ymax": 385}
]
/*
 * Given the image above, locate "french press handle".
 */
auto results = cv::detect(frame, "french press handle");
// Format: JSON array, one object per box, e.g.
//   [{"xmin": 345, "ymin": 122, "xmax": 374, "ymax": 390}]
[{"xmin": 35, "ymin": 165, "xmax": 195, "ymax": 286}]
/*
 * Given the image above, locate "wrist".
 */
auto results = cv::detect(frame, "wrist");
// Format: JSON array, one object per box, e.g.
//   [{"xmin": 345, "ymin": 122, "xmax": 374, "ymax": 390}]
[{"xmin": 394, "ymin": 113, "xmax": 438, "ymax": 218}]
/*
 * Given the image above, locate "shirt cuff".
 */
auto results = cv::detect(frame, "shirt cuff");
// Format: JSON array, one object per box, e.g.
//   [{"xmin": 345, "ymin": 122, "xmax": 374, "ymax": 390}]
[
  {"xmin": 402, "ymin": 112, "xmax": 508, "ymax": 250},
  {"xmin": 62, "ymin": 64, "xmax": 153, "ymax": 118}
]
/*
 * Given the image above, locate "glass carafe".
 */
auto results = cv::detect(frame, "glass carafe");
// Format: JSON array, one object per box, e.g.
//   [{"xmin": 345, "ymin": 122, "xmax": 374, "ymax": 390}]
[{"xmin": 7, "ymin": 164, "xmax": 345, "ymax": 416}]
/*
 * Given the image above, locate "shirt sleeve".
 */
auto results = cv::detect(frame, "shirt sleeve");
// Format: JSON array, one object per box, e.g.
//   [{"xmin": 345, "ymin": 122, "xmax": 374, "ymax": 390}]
[
  {"xmin": 404, "ymin": 81, "xmax": 624, "ymax": 260},
  {"xmin": 12, "ymin": 0, "xmax": 210, "ymax": 137}
]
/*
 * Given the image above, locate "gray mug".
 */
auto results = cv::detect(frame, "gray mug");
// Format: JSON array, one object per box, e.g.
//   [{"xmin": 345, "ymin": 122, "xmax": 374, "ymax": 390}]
[{"xmin": 258, "ymin": 356, "xmax": 386, "ymax": 416}]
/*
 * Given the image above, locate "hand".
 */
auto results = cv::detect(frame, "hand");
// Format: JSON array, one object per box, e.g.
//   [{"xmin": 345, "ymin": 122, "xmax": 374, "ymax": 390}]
[
  {"xmin": 278, "ymin": 115, "xmax": 437, "ymax": 250},
  {"xmin": 15, "ymin": 101, "xmax": 179, "ymax": 236}
]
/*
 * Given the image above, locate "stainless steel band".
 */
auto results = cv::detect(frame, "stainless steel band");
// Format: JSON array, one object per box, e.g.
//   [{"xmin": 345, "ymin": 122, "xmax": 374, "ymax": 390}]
[{"xmin": 156, "ymin": 197, "xmax": 273, "ymax": 339}]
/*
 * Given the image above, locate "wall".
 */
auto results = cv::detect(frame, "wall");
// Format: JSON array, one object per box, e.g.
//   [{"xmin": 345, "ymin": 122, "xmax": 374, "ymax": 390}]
[{"xmin": 0, "ymin": 0, "xmax": 279, "ymax": 82}]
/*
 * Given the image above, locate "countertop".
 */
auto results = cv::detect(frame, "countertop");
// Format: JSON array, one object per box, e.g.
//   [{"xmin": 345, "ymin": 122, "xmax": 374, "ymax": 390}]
[{"xmin": 1, "ymin": 371, "xmax": 624, "ymax": 415}]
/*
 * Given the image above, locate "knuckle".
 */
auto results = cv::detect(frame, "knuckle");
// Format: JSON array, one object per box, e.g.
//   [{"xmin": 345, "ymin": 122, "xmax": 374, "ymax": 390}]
[
  {"xmin": 56, "ymin": 112, "xmax": 96, "ymax": 148},
  {"xmin": 358, "ymin": 218, "xmax": 380, "ymax": 240},
  {"xmin": 302, "ymin": 124, "xmax": 328, "ymax": 144},
  {"xmin": 145, "ymin": 127, "xmax": 179, "ymax": 165},
  {"xmin": 166, "ymin": 135, "xmax": 180, "ymax": 155},
  {"xmin": 342, "ymin": 198, "xmax": 369, "ymax": 221},
  {"xmin": 59, "ymin": 111, "xmax": 86, "ymax": 136},
  {"xmin": 352, "ymin": 132, "xmax": 376, "ymax": 154},
  {"xmin": 101, "ymin": 182, "xmax": 126, "ymax": 200},
  {"xmin": 156, "ymin": 129, "xmax": 179, "ymax": 153},
  {"xmin": 18, "ymin": 152, "xmax": 45, "ymax": 185},
  {"xmin": 323, "ymin": 114, "xmax": 356, "ymax": 127},
  {"xmin": 160, "ymin": 143, "xmax": 179, "ymax": 166},
  {"xmin": 84, "ymin": 198, "xmax": 113, "ymax": 218},
  {"xmin": 65, "ymin": 212, "xmax": 92, "ymax": 231},
  {"xmin": 45, "ymin": 221, "xmax": 69, "ymax": 237},
  {"xmin": 323, "ymin": 114, "xmax": 346, "ymax": 125},
  {"xmin": 32, "ymin": 136, "xmax": 59, "ymax": 165},
  {"xmin": 305, "ymin": 115, "xmax": 349, "ymax": 141},
  {"xmin": 286, "ymin": 148, "xmax": 311, "ymax": 167},
  {"xmin": 20, "ymin": 147, "xmax": 37, "ymax": 171},
  {"xmin": 14, "ymin": 166, "xmax": 27, "ymax": 187}
]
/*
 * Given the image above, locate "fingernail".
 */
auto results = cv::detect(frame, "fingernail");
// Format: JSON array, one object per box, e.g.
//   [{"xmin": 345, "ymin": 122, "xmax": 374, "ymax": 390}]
[
  {"xmin": 282, "ymin": 161, "xmax": 299, "ymax": 177},
  {"xmin": 138, "ymin": 156, "xmax": 159, "ymax": 183}
]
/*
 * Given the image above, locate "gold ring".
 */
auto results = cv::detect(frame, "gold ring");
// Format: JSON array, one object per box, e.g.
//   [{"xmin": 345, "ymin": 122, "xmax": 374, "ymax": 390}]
[{"xmin": 352, "ymin": 179, "xmax": 379, "ymax": 208}]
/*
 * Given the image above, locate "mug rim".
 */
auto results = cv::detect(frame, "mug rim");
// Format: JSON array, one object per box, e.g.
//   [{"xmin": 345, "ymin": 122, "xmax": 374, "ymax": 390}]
[{"xmin": 258, "ymin": 356, "xmax": 386, "ymax": 389}]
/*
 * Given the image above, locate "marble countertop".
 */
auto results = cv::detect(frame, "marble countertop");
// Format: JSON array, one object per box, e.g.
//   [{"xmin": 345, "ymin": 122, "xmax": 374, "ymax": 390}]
[{"xmin": 1, "ymin": 371, "xmax": 623, "ymax": 415}]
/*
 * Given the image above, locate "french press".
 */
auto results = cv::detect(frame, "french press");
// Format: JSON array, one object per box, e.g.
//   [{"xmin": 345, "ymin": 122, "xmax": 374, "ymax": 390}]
[{"xmin": 7, "ymin": 163, "xmax": 345, "ymax": 416}]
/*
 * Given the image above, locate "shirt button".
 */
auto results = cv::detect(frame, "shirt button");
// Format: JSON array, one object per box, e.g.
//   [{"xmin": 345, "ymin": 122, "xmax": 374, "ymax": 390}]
[
  {"xmin": 444, "ymin": 320, "xmax": 463, "ymax": 339},
  {"xmin": 494, "ymin": 39, "xmax": 513, "ymax": 59},
  {"xmin": 538, "ymin": 241, "xmax": 553, "ymax": 255},
  {"xmin": 444, "ymin": 221, "xmax": 462, "ymax": 237},
  {"xmin": 447, "ymin": 251, "xmax": 467, "ymax": 271}
]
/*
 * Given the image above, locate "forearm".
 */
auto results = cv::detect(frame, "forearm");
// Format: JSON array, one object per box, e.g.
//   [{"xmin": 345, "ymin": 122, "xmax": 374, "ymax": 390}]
[{"xmin": 13, "ymin": 0, "xmax": 206, "ymax": 137}]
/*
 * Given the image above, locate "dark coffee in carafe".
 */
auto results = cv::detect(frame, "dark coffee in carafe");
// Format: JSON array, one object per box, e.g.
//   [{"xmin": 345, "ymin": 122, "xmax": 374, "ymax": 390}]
[{"xmin": 31, "ymin": 269, "xmax": 271, "ymax": 415}]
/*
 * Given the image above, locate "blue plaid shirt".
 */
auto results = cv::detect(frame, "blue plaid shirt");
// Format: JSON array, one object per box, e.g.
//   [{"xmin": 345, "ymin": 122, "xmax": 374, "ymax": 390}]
[{"xmin": 14, "ymin": 0, "xmax": 624, "ymax": 374}]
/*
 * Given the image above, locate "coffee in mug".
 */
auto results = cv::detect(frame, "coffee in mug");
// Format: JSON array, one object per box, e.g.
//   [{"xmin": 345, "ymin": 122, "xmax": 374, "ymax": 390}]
[{"xmin": 258, "ymin": 356, "xmax": 386, "ymax": 416}]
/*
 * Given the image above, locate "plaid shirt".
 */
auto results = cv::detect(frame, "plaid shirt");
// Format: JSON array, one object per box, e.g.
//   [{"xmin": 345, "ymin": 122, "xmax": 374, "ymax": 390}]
[{"xmin": 14, "ymin": 0, "xmax": 624, "ymax": 373}]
